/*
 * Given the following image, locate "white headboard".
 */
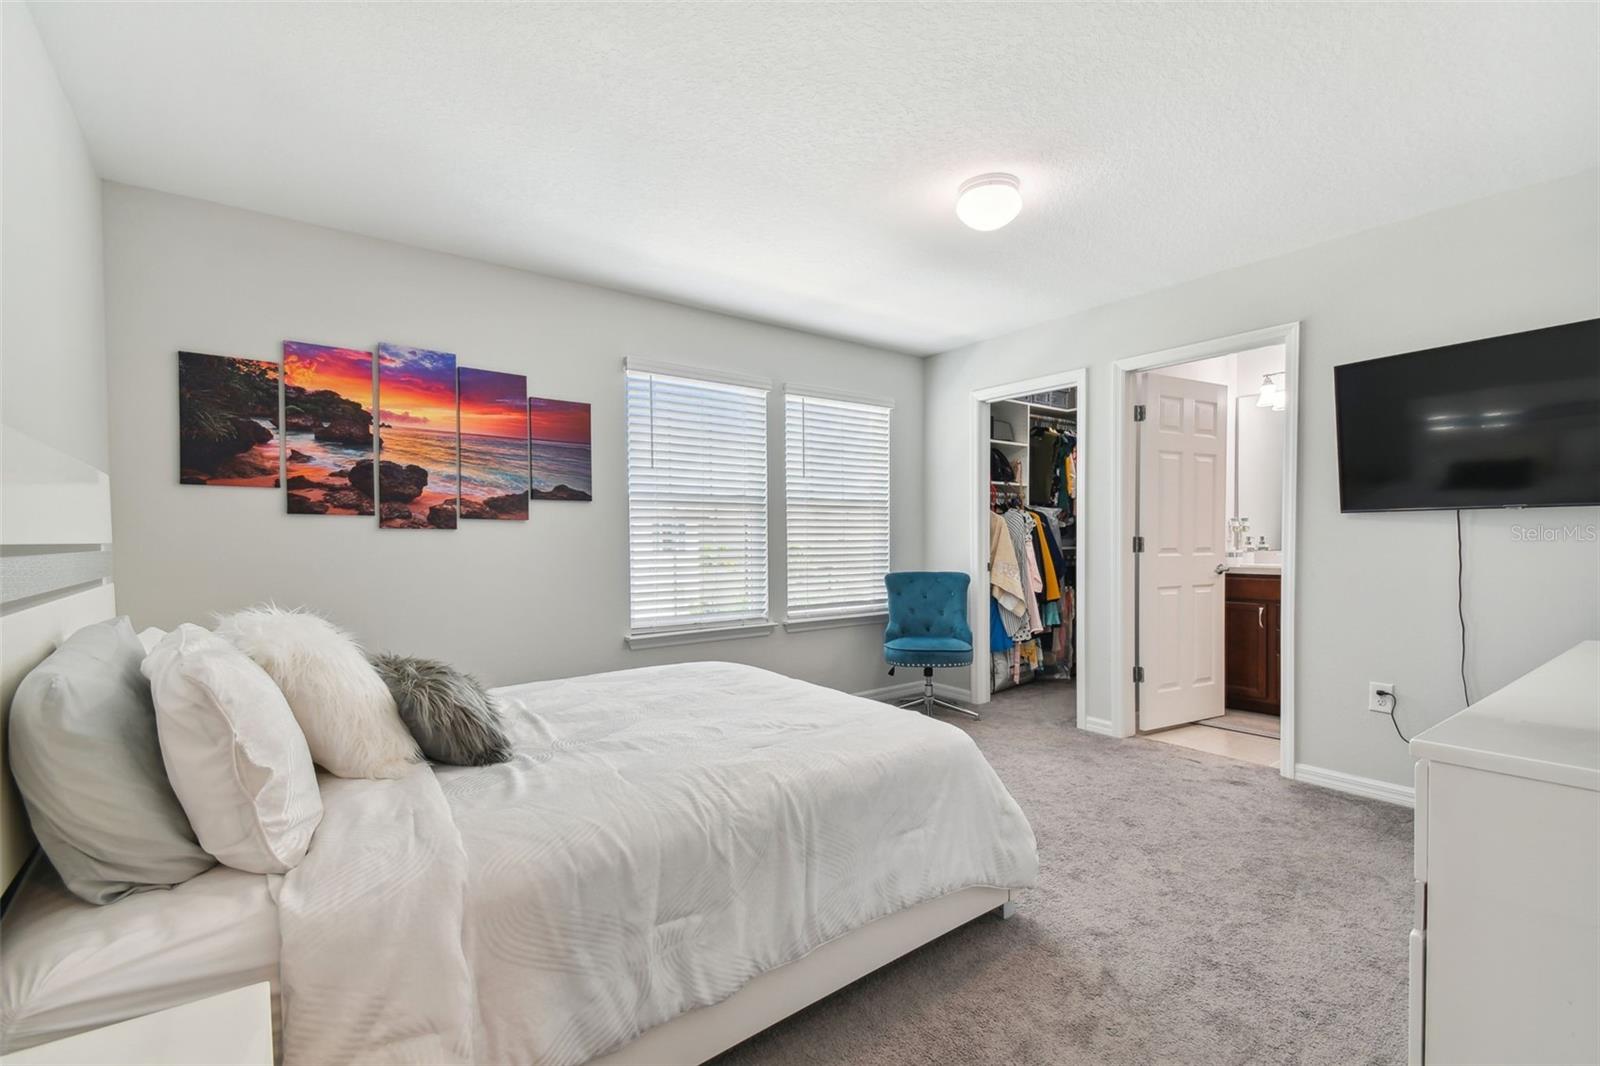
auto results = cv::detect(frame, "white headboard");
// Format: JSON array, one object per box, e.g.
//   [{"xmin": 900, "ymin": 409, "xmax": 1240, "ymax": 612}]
[{"xmin": 0, "ymin": 426, "xmax": 116, "ymax": 897}]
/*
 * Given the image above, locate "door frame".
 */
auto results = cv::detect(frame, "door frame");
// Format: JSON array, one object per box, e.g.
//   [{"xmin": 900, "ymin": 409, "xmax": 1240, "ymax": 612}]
[
  {"xmin": 1111, "ymin": 323, "xmax": 1300, "ymax": 778},
  {"xmin": 968, "ymin": 368, "xmax": 1088, "ymax": 732}
]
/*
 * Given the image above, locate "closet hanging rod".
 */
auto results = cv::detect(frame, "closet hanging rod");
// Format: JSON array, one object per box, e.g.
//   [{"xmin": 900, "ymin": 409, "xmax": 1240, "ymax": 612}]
[{"xmin": 1026, "ymin": 401, "xmax": 1076, "ymax": 417}]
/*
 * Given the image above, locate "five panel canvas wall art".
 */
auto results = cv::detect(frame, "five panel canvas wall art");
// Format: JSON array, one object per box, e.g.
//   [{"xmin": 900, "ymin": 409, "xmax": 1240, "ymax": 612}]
[
  {"xmin": 179, "ymin": 345, "xmax": 590, "ymax": 526},
  {"xmin": 177, "ymin": 351, "xmax": 282, "ymax": 487}
]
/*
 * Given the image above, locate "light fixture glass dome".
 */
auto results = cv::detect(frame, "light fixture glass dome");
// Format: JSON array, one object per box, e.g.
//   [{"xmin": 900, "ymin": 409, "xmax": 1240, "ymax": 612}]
[{"xmin": 956, "ymin": 173, "xmax": 1022, "ymax": 231}]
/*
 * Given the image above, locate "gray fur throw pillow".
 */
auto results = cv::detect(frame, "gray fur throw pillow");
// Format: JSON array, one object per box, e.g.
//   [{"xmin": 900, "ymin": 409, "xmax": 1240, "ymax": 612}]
[{"xmin": 369, "ymin": 654, "xmax": 512, "ymax": 766}]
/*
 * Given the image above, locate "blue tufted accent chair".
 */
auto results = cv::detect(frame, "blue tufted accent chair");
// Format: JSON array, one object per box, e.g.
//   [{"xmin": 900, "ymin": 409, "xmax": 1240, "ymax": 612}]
[{"xmin": 883, "ymin": 571, "xmax": 979, "ymax": 720}]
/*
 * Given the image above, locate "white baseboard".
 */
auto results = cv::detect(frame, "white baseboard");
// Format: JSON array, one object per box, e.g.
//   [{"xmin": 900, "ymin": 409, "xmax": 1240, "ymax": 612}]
[
  {"xmin": 1293, "ymin": 763, "xmax": 1415, "ymax": 808},
  {"xmin": 1081, "ymin": 716, "xmax": 1116, "ymax": 736}
]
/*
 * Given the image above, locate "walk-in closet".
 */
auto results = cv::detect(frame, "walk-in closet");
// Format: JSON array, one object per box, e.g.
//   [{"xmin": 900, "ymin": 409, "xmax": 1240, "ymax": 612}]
[{"xmin": 986, "ymin": 387, "xmax": 1078, "ymax": 695}]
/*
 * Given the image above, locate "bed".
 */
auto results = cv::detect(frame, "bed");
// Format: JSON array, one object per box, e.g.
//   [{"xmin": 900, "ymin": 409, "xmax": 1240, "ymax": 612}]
[{"xmin": 0, "ymin": 429, "xmax": 1039, "ymax": 1065}]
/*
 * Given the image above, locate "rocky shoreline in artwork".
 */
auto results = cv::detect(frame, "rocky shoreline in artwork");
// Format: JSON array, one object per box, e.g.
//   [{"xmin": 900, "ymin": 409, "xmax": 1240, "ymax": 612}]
[
  {"xmin": 530, "ymin": 484, "xmax": 592, "ymax": 501},
  {"xmin": 287, "ymin": 457, "xmax": 528, "ymax": 526},
  {"xmin": 178, "ymin": 352, "xmax": 282, "ymax": 486},
  {"xmin": 285, "ymin": 458, "xmax": 521, "ymax": 530},
  {"xmin": 460, "ymin": 494, "xmax": 532, "ymax": 519},
  {"xmin": 284, "ymin": 385, "xmax": 374, "ymax": 445}
]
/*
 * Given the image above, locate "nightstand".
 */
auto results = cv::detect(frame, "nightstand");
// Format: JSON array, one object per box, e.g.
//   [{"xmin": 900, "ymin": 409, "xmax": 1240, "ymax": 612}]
[{"xmin": 0, "ymin": 982, "xmax": 271, "ymax": 1066}]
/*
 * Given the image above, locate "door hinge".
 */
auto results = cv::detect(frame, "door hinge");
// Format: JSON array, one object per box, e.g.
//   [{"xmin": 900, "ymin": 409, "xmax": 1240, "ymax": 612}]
[
  {"xmin": 1132, "ymin": 535, "xmax": 1145, "ymax": 553},
  {"xmin": 1132, "ymin": 665, "xmax": 1145, "ymax": 684},
  {"xmin": 1133, "ymin": 404, "xmax": 1146, "ymax": 422}
]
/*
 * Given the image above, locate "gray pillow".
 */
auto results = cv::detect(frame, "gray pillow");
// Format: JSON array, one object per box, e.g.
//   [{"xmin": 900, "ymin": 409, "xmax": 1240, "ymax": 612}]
[
  {"xmin": 8, "ymin": 617, "xmax": 215, "ymax": 903},
  {"xmin": 369, "ymin": 654, "xmax": 512, "ymax": 767}
]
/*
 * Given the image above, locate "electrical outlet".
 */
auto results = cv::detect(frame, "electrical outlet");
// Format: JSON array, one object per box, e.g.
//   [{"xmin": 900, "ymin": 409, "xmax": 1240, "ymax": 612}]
[{"xmin": 1369, "ymin": 682, "xmax": 1396, "ymax": 714}]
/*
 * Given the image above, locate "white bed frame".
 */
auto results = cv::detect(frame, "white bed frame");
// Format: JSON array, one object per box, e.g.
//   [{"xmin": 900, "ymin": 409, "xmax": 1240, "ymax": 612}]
[
  {"xmin": 0, "ymin": 425, "xmax": 1016, "ymax": 1064},
  {"xmin": 594, "ymin": 886, "xmax": 1014, "ymax": 1065},
  {"xmin": 1, "ymin": 427, "xmax": 117, "ymax": 898}
]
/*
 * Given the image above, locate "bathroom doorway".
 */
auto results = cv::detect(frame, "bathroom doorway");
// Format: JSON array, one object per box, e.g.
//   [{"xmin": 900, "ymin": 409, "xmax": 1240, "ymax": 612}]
[{"xmin": 1111, "ymin": 325, "xmax": 1300, "ymax": 776}]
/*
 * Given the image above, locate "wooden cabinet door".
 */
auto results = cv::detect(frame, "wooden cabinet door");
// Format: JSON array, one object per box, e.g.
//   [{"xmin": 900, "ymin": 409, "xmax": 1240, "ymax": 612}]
[
  {"xmin": 1224, "ymin": 599, "xmax": 1269, "ymax": 703},
  {"xmin": 1267, "ymin": 602, "xmax": 1282, "ymax": 709}
]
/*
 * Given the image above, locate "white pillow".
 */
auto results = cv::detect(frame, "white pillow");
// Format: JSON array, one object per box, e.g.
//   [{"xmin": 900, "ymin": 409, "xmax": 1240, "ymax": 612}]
[
  {"xmin": 137, "ymin": 627, "xmax": 168, "ymax": 653},
  {"xmin": 142, "ymin": 624, "xmax": 323, "ymax": 873},
  {"xmin": 214, "ymin": 606, "xmax": 419, "ymax": 779}
]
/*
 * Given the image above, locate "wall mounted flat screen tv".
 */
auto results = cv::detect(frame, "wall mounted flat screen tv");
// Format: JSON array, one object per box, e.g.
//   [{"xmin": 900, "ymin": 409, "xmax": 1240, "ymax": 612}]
[{"xmin": 1334, "ymin": 318, "xmax": 1600, "ymax": 512}]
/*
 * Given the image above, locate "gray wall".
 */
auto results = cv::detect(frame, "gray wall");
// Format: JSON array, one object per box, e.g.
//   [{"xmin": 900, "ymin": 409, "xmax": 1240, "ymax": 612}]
[
  {"xmin": 102, "ymin": 185, "xmax": 925, "ymax": 693},
  {"xmin": 1, "ymin": 3, "xmax": 107, "ymax": 470},
  {"xmin": 925, "ymin": 172, "xmax": 1600, "ymax": 789}
]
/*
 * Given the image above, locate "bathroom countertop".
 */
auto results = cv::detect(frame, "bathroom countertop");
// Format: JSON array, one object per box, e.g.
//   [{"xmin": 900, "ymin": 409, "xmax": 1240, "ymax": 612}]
[{"xmin": 1225, "ymin": 563, "xmax": 1282, "ymax": 576}]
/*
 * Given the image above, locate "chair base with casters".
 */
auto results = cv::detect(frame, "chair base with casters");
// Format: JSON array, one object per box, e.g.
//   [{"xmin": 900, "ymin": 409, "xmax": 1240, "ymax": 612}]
[
  {"xmin": 891, "ymin": 665, "xmax": 980, "ymax": 720},
  {"xmin": 883, "ymin": 571, "xmax": 979, "ymax": 721}
]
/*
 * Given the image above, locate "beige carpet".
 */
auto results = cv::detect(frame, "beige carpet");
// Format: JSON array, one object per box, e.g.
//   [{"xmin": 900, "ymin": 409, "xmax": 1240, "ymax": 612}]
[{"xmin": 713, "ymin": 683, "xmax": 1412, "ymax": 1065}]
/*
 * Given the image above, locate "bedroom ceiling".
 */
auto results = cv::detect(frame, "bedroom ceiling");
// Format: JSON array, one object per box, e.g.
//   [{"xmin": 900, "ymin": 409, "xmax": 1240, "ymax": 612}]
[{"xmin": 28, "ymin": 2, "xmax": 1598, "ymax": 355}]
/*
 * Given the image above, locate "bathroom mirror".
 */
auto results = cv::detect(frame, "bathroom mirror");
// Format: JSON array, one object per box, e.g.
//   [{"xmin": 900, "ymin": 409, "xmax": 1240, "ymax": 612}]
[{"xmin": 1235, "ymin": 395, "xmax": 1285, "ymax": 549}]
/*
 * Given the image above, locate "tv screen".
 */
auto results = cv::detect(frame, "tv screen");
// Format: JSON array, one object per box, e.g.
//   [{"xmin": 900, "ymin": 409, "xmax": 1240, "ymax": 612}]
[{"xmin": 1334, "ymin": 319, "xmax": 1600, "ymax": 513}]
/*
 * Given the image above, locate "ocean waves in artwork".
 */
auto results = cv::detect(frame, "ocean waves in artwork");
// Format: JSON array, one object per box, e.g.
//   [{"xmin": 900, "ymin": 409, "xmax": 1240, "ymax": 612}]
[
  {"xmin": 459, "ymin": 432, "xmax": 529, "ymax": 520},
  {"xmin": 458, "ymin": 366, "xmax": 529, "ymax": 521},
  {"xmin": 530, "ymin": 439, "xmax": 593, "ymax": 501}
]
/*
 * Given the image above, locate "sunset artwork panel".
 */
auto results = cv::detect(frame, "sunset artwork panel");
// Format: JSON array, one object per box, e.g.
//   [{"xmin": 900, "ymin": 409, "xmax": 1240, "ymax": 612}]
[
  {"xmin": 177, "ymin": 351, "xmax": 281, "ymax": 487},
  {"xmin": 458, "ymin": 367, "xmax": 530, "ymax": 521},
  {"xmin": 528, "ymin": 397, "xmax": 592, "ymax": 501},
  {"xmin": 376, "ymin": 342, "xmax": 459, "ymax": 529},
  {"xmin": 282, "ymin": 341, "xmax": 375, "ymax": 516}
]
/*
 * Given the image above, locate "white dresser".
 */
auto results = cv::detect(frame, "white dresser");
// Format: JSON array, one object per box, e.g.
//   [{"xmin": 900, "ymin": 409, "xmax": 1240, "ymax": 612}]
[{"xmin": 1408, "ymin": 641, "xmax": 1599, "ymax": 1066}]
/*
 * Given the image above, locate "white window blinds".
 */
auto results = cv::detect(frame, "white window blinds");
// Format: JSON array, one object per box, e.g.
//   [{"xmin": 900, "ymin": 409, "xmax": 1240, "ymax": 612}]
[
  {"xmin": 784, "ymin": 392, "xmax": 892, "ymax": 620},
  {"xmin": 626, "ymin": 368, "xmax": 769, "ymax": 633}
]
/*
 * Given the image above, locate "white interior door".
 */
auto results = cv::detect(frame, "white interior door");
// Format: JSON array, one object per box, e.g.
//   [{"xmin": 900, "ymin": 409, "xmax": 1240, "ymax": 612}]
[{"xmin": 1137, "ymin": 373, "xmax": 1227, "ymax": 731}]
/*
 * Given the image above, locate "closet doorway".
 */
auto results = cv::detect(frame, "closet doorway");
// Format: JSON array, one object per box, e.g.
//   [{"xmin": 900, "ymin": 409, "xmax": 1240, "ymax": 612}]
[{"xmin": 969, "ymin": 370, "xmax": 1087, "ymax": 729}]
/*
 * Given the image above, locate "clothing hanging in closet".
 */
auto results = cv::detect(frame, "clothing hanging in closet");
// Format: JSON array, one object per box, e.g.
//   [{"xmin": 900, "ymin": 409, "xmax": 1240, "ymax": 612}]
[
  {"xmin": 988, "ymin": 512, "xmax": 1029, "ymax": 638},
  {"xmin": 1028, "ymin": 422, "xmax": 1077, "ymax": 520},
  {"xmin": 1001, "ymin": 508, "xmax": 1044, "ymax": 636}
]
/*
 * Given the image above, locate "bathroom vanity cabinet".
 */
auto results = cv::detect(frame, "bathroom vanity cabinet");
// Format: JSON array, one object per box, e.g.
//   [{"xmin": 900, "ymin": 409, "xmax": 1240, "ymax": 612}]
[{"xmin": 1224, "ymin": 571, "xmax": 1280, "ymax": 715}]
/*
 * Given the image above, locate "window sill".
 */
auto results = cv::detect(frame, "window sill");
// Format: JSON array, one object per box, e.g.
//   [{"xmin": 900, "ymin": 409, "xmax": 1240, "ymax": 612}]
[
  {"xmin": 783, "ymin": 612, "xmax": 888, "ymax": 633},
  {"xmin": 625, "ymin": 621, "xmax": 776, "ymax": 650}
]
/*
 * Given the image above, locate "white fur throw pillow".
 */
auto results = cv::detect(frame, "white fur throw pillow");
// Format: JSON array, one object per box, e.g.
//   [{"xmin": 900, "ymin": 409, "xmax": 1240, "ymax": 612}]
[{"xmin": 214, "ymin": 606, "xmax": 418, "ymax": 779}]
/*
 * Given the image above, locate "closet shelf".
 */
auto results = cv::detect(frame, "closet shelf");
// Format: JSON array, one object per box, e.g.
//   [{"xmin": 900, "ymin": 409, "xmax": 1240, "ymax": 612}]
[
  {"xmin": 1027, "ymin": 402, "xmax": 1077, "ymax": 417},
  {"xmin": 990, "ymin": 438, "xmax": 1027, "ymax": 447}
]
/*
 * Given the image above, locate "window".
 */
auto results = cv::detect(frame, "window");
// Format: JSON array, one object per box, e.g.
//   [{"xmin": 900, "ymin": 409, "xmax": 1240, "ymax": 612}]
[
  {"xmin": 784, "ymin": 391, "xmax": 892, "ymax": 621},
  {"xmin": 626, "ymin": 365, "xmax": 769, "ymax": 635}
]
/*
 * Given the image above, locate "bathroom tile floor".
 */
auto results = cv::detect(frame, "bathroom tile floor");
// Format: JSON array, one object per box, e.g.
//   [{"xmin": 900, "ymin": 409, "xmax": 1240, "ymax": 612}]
[{"xmin": 1142, "ymin": 723, "xmax": 1280, "ymax": 768}]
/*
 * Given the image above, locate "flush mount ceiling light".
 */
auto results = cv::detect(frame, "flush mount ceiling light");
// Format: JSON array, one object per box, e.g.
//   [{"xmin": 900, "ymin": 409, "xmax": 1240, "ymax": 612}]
[{"xmin": 956, "ymin": 173, "xmax": 1022, "ymax": 231}]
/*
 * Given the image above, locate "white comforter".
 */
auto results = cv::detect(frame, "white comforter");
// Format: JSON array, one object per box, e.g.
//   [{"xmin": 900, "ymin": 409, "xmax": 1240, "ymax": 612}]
[{"xmin": 277, "ymin": 662, "xmax": 1038, "ymax": 1066}]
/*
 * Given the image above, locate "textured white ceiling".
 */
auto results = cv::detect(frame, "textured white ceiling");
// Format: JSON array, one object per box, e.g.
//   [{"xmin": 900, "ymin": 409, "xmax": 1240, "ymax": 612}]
[{"xmin": 30, "ymin": 2, "xmax": 1598, "ymax": 354}]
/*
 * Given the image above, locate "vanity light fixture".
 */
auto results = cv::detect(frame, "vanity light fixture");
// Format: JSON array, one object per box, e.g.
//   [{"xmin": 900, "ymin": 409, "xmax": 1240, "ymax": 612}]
[
  {"xmin": 1255, "ymin": 373, "xmax": 1278, "ymax": 408},
  {"xmin": 955, "ymin": 173, "xmax": 1022, "ymax": 231},
  {"xmin": 1256, "ymin": 372, "xmax": 1287, "ymax": 411}
]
